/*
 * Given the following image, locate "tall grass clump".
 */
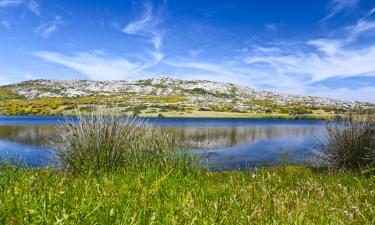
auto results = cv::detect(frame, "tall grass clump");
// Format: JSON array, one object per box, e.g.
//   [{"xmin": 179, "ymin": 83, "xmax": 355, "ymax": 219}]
[
  {"xmin": 322, "ymin": 108, "xmax": 375, "ymax": 172},
  {"xmin": 52, "ymin": 109, "xmax": 193, "ymax": 174}
]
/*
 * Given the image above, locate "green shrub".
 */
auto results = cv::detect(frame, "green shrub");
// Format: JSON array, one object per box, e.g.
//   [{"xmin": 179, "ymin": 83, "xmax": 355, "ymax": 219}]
[
  {"xmin": 53, "ymin": 110, "xmax": 193, "ymax": 174},
  {"xmin": 132, "ymin": 105, "xmax": 147, "ymax": 115}
]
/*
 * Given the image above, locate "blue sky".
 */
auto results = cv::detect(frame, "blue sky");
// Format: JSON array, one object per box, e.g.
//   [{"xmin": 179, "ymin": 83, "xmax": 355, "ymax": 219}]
[{"xmin": 0, "ymin": 0, "xmax": 374, "ymax": 102}]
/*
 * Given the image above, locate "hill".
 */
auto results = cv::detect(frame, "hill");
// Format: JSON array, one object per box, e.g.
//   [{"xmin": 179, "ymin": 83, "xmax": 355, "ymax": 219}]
[{"xmin": 0, "ymin": 76, "xmax": 372, "ymax": 117}]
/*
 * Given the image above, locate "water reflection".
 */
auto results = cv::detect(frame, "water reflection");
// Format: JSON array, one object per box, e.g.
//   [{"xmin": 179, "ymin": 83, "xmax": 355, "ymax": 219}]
[
  {"xmin": 0, "ymin": 125, "xmax": 321, "ymax": 150},
  {"xmin": 198, "ymin": 135, "xmax": 323, "ymax": 171},
  {"xmin": 0, "ymin": 117, "xmax": 324, "ymax": 169},
  {"xmin": 173, "ymin": 126, "xmax": 320, "ymax": 149},
  {"xmin": 0, "ymin": 126, "xmax": 56, "ymax": 147}
]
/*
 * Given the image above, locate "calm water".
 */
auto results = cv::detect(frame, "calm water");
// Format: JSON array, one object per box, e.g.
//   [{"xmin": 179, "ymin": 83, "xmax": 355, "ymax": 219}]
[{"xmin": 0, "ymin": 116, "xmax": 324, "ymax": 170}]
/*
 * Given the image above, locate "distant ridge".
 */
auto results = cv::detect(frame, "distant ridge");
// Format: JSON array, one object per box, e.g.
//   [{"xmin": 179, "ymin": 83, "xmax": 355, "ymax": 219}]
[{"xmin": 0, "ymin": 75, "xmax": 373, "ymax": 116}]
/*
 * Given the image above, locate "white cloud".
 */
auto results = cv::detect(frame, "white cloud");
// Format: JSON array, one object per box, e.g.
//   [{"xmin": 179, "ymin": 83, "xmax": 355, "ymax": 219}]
[
  {"xmin": 244, "ymin": 10, "xmax": 375, "ymax": 85},
  {"xmin": 0, "ymin": 74, "xmax": 10, "ymax": 85},
  {"xmin": 33, "ymin": 51, "xmax": 142, "ymax": 80},
  {"xmin": 252, "ymin": 46, "xmax": 280, "ymax": 53},
  {"xmin": 1, "ymin": 20, "xmax": 10, "ymax": 29},
  {"xmin": 144, "ymin": 50, "xmax": 164, "ymax": 67},
  {"xmin": 166, "ymin": 60, "xmax": 235, "ymax": 77},
  {"xmin": 346, "ymin": 8, "xmax": 375, "ymax": 41},
  {"xmin": 110, "ymin": 21, "xmax": 121, "ymax": 29},
  {"xmin": 265, "ymin": 23, "xmax": 278, "ymax": 31},
  {"xmin": 350, "ymin": 20, "xmax": 375, "ymax": 36},
  {"xmin": 164, "ymin": 59, "xmax": 270, "ymax": 86},
  {"xmin": 122, "ymin": 1, "xmax": 164, "ymax": 50},
  {"xmin": 321, "ymin": 0, "xmax": 359, "ymax": 22},
  {"xmin": 28, "ymin": 0, "xmax": 40, "ymax": 16},
  {"xmin": 175, "ymin": 62, "xmax": 231, "ymax": 75},
  {"xmin": 0, "ymin": 0, "xmax": 22, "ymax": 7},
  {"xmin": 307, "ymin": 39, "xmax": 342, "ymax": 56},
  {"xmin": 308, "ymin": 86, "xmax": 375, "ymax": 102},
  {"xmin": 0, "ymin": 0, "xmax": 39, "ymax": 16},
  {"xmin": 32, "ymin": 49, "xmax": 167, "ymax": 81},
  {"xmin": 188, "ymin": 49, "xmax": 202, "ymax": 57},
  {"xmin": 24, "ymin": 73, "xmax": 36, "ymax": 79},
  {"xmin": 35, "ymin": 16, "xmax": 61, "ymax": 38},
  {"xmin": 244, "ymin": 43, "xmax": 375, "ymax": 83}
]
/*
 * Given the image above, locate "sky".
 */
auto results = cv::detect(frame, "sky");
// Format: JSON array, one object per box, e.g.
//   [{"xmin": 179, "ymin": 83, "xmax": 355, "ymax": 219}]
[{"xmin": 0, "ymin": 0, "xmax": 374, "ymax": 102}]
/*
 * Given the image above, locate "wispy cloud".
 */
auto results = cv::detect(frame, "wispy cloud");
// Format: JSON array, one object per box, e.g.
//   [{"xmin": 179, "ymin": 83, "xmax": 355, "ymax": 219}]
[
  {"xmin": 244, "ymin": 44, "xmax": 375, "ymax": 82},
  {"xmin": 307, "ymin": 39, "xmax": 342, "ymax": 56},
  {"xmin": 32, "ymin": 49, "xmax": 167, "ymax": 80},
  {"xmin": 0, "ymin": 73, "xmax": 10, "ymax": 85},
  {"xmin": 28, "ymin": 0, "xmax": 40, "ymax": 16},
  {"xmin": 1, "ymin": 20, "xmax": 10, "ymax": 29},
  {"xmin": 321, "ymin": 0, "xmax": 359, "ymax": 22},
  {"xmin": 0, "ymin": 0, "xmax": 40, "ymax": 16},
  {"xmin": 306, "ymin": 86, "xmax": 375, "ymax": 102},
  {"xmin": 265, "ymin": 23, "xmax": 278, "ymax": 31},
  {"xmin": 346, "ymin": 7, "xmax": 375, "ymax": 41},
  {"xmin": 24, "ymin": 73, "xmax": 36, "ymax": 79},
  {"xmin": 164, "ymin": 58, "xmax": 269, "ymax": 86},
  {"xmin": 122, "ymin": 1, "xmax": 164, "ymax": 50},
  {"xmin": 188, "ymin": 49, "xmax": 202, "ymax": 57},
  {"xmin": 168, "ymin": 61, "xmax": 231, "ymax": 75},
  {"xmin": 35, "ymin": 15, "xmax": 62, "ymax": 38},
  {"xmin": 241, "ymin": 10, "xmax": 375, "ymax": 99},
  {"xmin": 140, "ymin": 50, "xmax": 164, "ymax": 69},
  {"xmin": 1, "ymin": 0, "xmax": 65, "ymax": 38},
  {"xmin": 32, "ymin": 2, "xmax": 169, "ymax": 81},
  {"xmin": 163, "ymin": 8, "xmax": 375, "ymax": 102},
  {"xmin": 33, "ymin": 51, "xmax": 142, "ymax": 80},
  {"xmin": 0, "ymin": 0, "xmax": 22, "ymax": 7}
]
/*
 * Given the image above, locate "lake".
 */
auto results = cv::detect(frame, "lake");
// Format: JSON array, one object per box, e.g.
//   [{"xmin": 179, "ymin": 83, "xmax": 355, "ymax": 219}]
[{"xmin": 0, "ymin": 116, "xmax": 325, "ymax": 170}]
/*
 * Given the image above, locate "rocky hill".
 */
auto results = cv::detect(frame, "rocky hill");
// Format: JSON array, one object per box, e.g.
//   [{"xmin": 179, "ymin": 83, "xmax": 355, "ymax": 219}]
[{"xmin": 0, "ymin": 76, "xmax": 372, "ymax": 116}]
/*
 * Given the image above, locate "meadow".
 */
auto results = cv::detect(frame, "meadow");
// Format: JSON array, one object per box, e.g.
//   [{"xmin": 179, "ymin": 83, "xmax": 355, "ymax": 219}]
[{"xmin": 1, "ymin": 166, "xmax": 374, "ymax": 224}]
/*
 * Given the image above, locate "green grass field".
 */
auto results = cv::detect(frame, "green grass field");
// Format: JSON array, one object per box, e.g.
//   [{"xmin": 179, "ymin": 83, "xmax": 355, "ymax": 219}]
[{"xmin": 1, "ymin": 166, "xmax": 374, "ymax": 224}]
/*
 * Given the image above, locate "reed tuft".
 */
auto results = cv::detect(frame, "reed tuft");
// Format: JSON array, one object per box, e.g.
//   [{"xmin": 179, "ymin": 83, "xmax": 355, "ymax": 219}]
[
  {"xmin": 322, "ymin": 108, "xmax": 375, "ymax": 172},
  {"xmin": 52, "ymin": 109, "xmax": 193, "ymax": 174}
]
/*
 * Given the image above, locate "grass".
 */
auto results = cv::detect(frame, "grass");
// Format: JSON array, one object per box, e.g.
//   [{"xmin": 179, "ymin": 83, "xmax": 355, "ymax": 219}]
[{"xmin": 0, "ymin": 166, "xmax": 374, "ymax": 224}]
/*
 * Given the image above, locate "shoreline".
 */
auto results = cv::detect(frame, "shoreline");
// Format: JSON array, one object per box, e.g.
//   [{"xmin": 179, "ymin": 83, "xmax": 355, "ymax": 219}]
[
  {"xmin": 138, "ymin": 111, "xmax": 332, "ymax": 120},
  {"xmin": 0, "ymin": 112, "xmax": 333, "ymax": 120}
]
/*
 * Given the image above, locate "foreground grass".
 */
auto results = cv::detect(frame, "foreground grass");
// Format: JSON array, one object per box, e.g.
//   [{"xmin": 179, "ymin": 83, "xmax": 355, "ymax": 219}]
[{"xmin": 1, "ymin": 166, "xmax": 374, "ymax": 224}]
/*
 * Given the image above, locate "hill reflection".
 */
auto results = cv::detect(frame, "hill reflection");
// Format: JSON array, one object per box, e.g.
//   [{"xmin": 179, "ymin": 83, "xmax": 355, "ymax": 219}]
[
  {"xmin": 0, "ymin": 125, "xmax": 321, "ymax": 149},
  {"xmin": 171, "ymin": 126, "xmax": 320, "ymax": 149}
]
